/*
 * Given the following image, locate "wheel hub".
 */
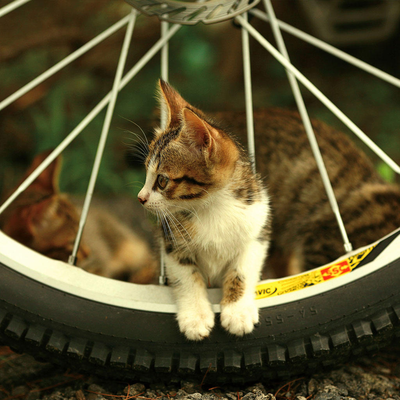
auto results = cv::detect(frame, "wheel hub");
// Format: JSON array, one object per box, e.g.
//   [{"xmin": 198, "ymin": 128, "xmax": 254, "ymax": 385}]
[{"xmin": 124, "ymin": 0, "xmax": 260, "ymax": 25}]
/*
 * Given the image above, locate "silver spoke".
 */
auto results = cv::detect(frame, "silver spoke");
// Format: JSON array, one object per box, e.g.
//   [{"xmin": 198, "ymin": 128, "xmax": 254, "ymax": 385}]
[
  {"xmin": 0, "ymin": 14, "xmax": 132, "ymax": 112},
  {"xmin": 236, "ymin": 15, "xmax": 400, "ymax": 176},
  {"xmin": 250, "ymin": 8, "xmax": 400, "ymax": 89},
  {"xmin": 70, "ymin": 10, "xmax": 138, "ymax": 265},
  {"xmin": 0, "ymin": 0, "xmax": 31, "ymax": 18},
  {"xmin": 262, "ymin": 0, "xmax": 352, "ymax": 253}
]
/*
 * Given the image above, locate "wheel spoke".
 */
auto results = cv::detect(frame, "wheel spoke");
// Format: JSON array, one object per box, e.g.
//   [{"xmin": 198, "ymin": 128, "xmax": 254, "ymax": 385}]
[
  {"xmin": 250, "ymin": 8, "xmax": 400, "ymax": 89},
  {"xmin": 0, "ymin": 0, "xmax": 31, "ymax": 18},
  {"xmin": 69, "ymin": 9, "xmax": 138, "ymax": 265},
  {"xmin": 263, "ymin": 0, "xmax": 352, "ymax": 253},
  {"xmin": 0, "ymin": 22, "xmax": 182, "ymax": 217},
  {"xmin": 241, "ymin": 12, "xmax": 256, "ymax": 173},
  {"xmin": 0, "ymin": 14, "xmax": 132, "ymax": 112},
  {"xmin": 236, "ymin": 14, "xmax": 400, "ymax": 176}
]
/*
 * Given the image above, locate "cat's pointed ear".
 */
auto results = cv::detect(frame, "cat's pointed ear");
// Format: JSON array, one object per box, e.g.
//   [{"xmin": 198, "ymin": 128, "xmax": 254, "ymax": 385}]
[
  {"xmin": 25, "ymin": 150, "xmax": 62, "ymax": 194},
  {"xmin": 181, "ymin": 108, "xmax": 218, "ymax": 153},
  {"xmin": 157, "ymin": 79, "xmax": 188, "ymax": 129}
]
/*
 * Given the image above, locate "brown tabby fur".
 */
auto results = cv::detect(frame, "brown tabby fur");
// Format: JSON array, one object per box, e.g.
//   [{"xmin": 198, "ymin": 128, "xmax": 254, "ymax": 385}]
[
  {"xmin": 139, "ymin": 81, "xmax": 270, "ymax": 339},
  {"xmin": 212, "ymin": 108, "xmax": 400, "ymax": 277},
  {"xmin": 0, "ymin": 151, "xmax": 157, "ymax": 283}
]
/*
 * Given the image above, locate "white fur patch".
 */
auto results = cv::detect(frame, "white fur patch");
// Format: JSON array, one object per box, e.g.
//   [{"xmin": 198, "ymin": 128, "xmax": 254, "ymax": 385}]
[
  {"xmin": 167, "ymin": 187, "xmax": 269, "ymax": 340},
  {"xmin": 220, "ymin": 297, "xmax": 259, "ymax": 336},
  {"xmin": 139, "ymin": 163, "xmax": 270, "ymax": 340},
  {"xmin": 192, "ymin": 188, "xmax": 269, "ymax": 286}
]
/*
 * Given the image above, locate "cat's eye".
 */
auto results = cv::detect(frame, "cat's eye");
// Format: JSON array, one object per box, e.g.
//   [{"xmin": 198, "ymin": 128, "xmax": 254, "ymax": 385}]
[{"xmin": 157, "ymin": 174, "xmax": 169, "ymax": 190}]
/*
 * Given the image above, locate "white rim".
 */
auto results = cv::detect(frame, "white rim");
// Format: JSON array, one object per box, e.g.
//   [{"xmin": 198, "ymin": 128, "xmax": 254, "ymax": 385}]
[
  {"xmin": 1, "ymin": 1, "xmax": 399, "ymax": 315},
  {"xmin": 1, "ymin": 229, "xmax": 399, "ymax": 314}
]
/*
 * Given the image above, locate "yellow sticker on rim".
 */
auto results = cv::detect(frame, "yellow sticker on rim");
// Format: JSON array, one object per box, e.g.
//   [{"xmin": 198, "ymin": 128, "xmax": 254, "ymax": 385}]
[{"xmin": 255, "ymin": 244, "xmax": 376, "ymax": 300}]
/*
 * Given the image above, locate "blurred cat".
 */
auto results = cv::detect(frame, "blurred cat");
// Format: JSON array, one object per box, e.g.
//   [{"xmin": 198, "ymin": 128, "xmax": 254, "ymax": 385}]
[
  {"xmin": 213, "ymin": 108, "xmax": 400, "ymax": 278},
  {"xmin": 138, "ymin": 80, "xmax": 400, "ymax": 340},
  {"xmin": 0, "ymin": 150, "xmax": 157, "ymax": 284}
]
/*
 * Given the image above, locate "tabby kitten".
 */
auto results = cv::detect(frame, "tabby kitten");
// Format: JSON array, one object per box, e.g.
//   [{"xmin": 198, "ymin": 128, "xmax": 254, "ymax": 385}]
[
  {"xmin": 1, "ymin": 150, "xmax": 157, "ymax": 284},
  {"xmin": 213, "ymin": 108, "xmax": 400, "ymax": 277},
  {"xmin": 138, "ymin": 80, "xmax": 270, "ymax": 340}
]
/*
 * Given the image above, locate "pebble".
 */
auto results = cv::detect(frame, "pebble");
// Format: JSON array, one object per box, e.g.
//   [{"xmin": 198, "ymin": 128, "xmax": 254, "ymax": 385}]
[
  {"xmin": 11, "ymin": 386, "xmax": 28, "ymax": 396},
  {"xmin": 124, "ymin": 383, "xmax": 146, "ymax": 396},
  {"xmin": 2, "ymin": 347, "xmax": 400, "ymax": 400}
]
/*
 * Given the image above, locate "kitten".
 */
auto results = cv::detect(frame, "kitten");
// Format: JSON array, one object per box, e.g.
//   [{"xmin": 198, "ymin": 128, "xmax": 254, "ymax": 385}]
[
  {"xmin": 138, "ymin": 80, "xmax": 271, "ymax": 340},
  {"xmin": 1, "ymin": 150, "xmax": 157, "ymax": 284},
  {"xmin": 213, "ymin": 108, "xmax": 400, "ymax": 277}
]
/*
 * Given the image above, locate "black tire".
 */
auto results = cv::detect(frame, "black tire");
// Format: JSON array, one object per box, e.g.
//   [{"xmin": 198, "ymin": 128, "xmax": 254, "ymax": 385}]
[{"xmin": 1, "ymin": 230, "xmax": 400, "ymax": 384}]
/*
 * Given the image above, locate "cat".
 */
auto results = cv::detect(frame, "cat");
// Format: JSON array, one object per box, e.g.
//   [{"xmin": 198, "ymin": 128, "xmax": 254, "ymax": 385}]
[
  {"xmin": 0, "ymin": 150, "xmax": 157, "ymax": 284},
  {"xmin": 211, "ymin": 108, "xmax": 400, "ymax": 278},
  {"xmin": 138, "ymin": 80, "xmax": 271, "ymax": 340},
  {"xmin": 138, "ymin": 80, "xmax": 400, "ymax": 340}
]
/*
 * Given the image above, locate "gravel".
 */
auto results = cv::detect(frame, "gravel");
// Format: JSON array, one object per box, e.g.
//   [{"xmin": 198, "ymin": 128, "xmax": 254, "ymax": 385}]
[{"xmin": 1, "ymin": 345, "xmax": 400, "ymax": 400}]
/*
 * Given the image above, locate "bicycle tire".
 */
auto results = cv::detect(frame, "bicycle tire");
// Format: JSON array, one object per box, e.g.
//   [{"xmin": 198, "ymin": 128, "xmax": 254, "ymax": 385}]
[
  {"xmin": 1, "ymin": 228, "xmax": 400, "ymax": 384},
  {"xmin": 2, "ymin": 0, "xmax": 400, "ymax": 386}
]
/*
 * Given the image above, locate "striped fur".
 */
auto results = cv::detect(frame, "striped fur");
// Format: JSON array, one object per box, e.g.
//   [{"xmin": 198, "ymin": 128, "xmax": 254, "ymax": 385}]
[
  {"xmin": 138, "ymin": 81, "xmax": 270, "ymax": 340},
  {"xmin": 138, "ymin": 82, "xmax": 400, "ymax": 339},
  {"xmin": 212, "ymin": 108, "xmax": 400, "ymax": 277}
]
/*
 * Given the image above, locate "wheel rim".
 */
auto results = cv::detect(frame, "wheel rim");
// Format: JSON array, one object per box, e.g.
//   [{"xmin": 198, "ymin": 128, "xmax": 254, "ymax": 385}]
[
  {"xmin": 124, "ymin": 0, "xmax": 261, "ymax": 25},
  {"xmin": 1, "ymin": 228, "xmax": 399, "ymax": 312},
  {"xmin": 0, "ymin": 0, "xmax": 399, "ymax": 306}
]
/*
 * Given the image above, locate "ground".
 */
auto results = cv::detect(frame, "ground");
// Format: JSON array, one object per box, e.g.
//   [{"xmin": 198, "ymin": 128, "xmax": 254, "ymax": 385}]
[{"xmin": 1, "ymin": 344, "xmax": 400, "ymax": 400}]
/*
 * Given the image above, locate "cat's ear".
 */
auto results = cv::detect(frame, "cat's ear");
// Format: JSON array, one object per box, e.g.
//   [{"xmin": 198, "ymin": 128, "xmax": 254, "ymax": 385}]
[
  {"xmin": 181, "ymin": 108, "xmax": 219, "ymax": 154},
  {"xmin": 25, "ymin": 150, "xmax": 62, "ymax": 194},
  {"xmin": 1, "ymin": 197, "xmax": 55, "ymax": 244},
  {"xmin": 157, "ymin": 79, "xmax": 188, "ymax": 129}
]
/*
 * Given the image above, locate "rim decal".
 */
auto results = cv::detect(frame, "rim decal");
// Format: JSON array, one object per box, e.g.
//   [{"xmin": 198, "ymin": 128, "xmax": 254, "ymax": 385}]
[{"xmin": 255, "ymin": 244, "xmax": 376, "ymax": 300}]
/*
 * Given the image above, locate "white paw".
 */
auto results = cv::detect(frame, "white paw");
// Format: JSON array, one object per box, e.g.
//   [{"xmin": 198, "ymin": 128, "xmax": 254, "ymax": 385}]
[
  {"xmin": 177, "ymin": 307, "xmax": 215, "ymax": 341},
  {"xmin": 220, "ymin": 300, "xmax": 259, "ymax": 336}
]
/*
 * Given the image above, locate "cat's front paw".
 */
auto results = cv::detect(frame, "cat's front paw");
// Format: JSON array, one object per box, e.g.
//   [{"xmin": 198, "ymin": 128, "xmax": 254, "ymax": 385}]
[
  {"xmin": 220, "ymin": 300, "xmax": 259, "ymax": 336},
  {"xmin": 177, "ymin": 308, "xmax": 215, "ymax": 341}
]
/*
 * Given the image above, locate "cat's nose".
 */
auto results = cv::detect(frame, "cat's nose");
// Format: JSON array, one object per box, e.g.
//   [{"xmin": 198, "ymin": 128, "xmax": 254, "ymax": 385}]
[
  {"xmin": 138, "ymin": 190, "xmax": 149, "ymax": 205},
  {"xmin": 138, "ymin": 196, "xmax": 147, "ymax": 205}
]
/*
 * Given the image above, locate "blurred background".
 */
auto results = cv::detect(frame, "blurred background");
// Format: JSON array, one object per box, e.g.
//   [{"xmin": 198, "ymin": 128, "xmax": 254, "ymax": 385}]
[{"xmin": 1, "ymin": 0, "xmax": 400, "ymax": 202}]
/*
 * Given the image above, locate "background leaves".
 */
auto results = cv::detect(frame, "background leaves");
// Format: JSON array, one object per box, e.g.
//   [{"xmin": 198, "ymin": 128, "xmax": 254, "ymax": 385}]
[{"xmin": 1, "ymin": 0, "xmax": 399, "ymax": 199}]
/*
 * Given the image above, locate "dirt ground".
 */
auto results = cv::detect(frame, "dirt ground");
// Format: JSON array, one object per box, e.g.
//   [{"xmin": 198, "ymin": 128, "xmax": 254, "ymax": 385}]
[{"xmin": 1, "ymin": 344, "xmax": 400, "ymax": 400}]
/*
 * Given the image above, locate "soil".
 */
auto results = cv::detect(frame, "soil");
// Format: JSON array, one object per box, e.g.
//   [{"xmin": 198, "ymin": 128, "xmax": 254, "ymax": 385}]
[{"xmin": 1, "ymin": 344, "xmax": 400, "ymax": 400}]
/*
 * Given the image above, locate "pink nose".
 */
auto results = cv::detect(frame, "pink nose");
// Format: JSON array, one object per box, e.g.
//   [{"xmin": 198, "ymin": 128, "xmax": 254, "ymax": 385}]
[
  {"xmin": 138, "ymin": 190, "xmax": 149, "ymax": 205},
  {"xmin": 138, "ymin": 196, "xmax": 147, "ymax": 205}
]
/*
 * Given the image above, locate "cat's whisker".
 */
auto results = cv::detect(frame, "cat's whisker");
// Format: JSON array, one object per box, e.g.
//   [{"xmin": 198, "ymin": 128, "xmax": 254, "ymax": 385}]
[
  {"xmin": 164, "ymin": 215, "xmax": 181, "ymax": 247},
  {"xmin": 166, "ymin": 210, "xmax": 192, "ymax": 246},
  {"xmin": 168, "ymin": 211, "xmax": 192, "ymax": 239},
  {"xmin": 130, "ymin": 153, "xmax": 147, "ymax": 163},
  {"xmin": 126, "ymin": 181, "xmax": 145, "ymax": 186},
  {"xmin": 129, "ymin": 142, "xmax": 149, "ymax": 160},
  {"xmin": 121, "ymin": 117, "xmax": 150, "ymax": 146},
  {"xmin": 123, "ymin": 134, "xmax": 150, "ymax": 154},
  {"xmin": 124, "ymin": 144, "xmax": 148, "ymax": 161},
  {"xmin": 158, "ymin": 211, "xmax": 170, "ymax": 241},
  {"xmin": 125, "ymin": 131, "xmax": 150, "ymax": 157},
  {"xmin": 161, "ymin": 210, "xmax": 179, "ymax": 248},
  {"xmin": 199, "ymin": 187, "xmax": 210, "ymax": 195},
  {"xmin": 127, "ymin": 137, "xmax": 148, "ymax": 149},
  {"xmin": 169, "ymin": 204, "xmax": 201, "ymax": 223},
  {"xmin": 125, "ymin": 132, "xmax": 150, "ymax": 153},
  {"xmin": 128, "ymin": 135, "xmax": 150, "ymax": 152}
]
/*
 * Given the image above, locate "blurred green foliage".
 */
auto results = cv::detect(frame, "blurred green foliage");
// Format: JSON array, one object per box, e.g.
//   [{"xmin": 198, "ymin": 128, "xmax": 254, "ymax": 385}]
[
  {"xmin": 1, "ymin": 0, "xmax": 400, "ymax": 201},
  {"xmin": 0, "ymin": 7, "xmax": 225, "ymax": 198}
]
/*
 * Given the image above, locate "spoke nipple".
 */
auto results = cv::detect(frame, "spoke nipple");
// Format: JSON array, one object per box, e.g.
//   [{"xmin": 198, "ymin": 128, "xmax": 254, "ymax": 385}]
[
  {"xmin": 344, "ymin": 242, "xmax": 353, "ymax": 253},
  {"xmin": 68, "ymin": 255, "xmax": 77, "ymax": 266}
]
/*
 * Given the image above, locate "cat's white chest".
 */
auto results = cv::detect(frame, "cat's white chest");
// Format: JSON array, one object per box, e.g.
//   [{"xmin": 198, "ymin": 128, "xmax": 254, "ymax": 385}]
[{"xmin": 192, "ymin": 191, "xmax": 269, "ymax": 282}]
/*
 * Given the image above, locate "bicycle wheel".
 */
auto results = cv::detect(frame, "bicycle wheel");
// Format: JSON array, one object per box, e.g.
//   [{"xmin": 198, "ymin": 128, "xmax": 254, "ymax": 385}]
[
  {"xmin": 1, "ymin": 0, "xmax": 400, "ymax": 385},
  {"xmin": 1, "ymin": 228, "xmax": 400, "ymax": 383}
]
